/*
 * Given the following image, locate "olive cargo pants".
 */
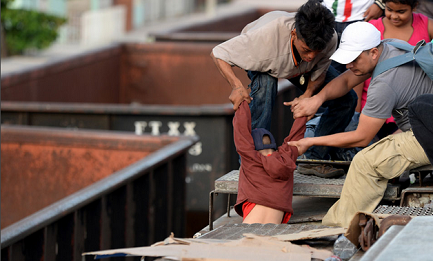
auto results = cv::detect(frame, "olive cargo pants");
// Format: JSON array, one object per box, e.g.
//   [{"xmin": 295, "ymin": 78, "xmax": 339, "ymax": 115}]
[{"xmin": 322, "ymin": 130, "xmax": 430, "ymax": 228}]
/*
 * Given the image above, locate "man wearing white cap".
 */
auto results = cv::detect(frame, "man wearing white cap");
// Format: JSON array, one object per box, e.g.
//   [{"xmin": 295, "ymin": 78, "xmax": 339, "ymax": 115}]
[{"xmin": 287, "ymin": 21, "xmax": 433, "ymax": 227}]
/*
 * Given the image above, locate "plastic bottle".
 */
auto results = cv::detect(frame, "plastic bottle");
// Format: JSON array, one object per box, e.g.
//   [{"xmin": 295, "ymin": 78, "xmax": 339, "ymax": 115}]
[
  {"xmin": 333, "ymin": 235, "xmax": 358, "ymax": 261},
  {"xmin": 324, "ymin": 255, "xmax": 343, "ymax": 261}
]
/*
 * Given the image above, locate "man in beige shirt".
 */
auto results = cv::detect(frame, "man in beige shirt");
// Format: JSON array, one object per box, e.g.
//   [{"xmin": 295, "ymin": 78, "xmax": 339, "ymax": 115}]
[{"xmin": 211, "ymin": 0, "xmax": 358, "ymax": 178}]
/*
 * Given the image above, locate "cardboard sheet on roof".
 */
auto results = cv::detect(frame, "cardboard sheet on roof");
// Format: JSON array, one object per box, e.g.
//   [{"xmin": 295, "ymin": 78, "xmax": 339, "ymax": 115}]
[{"xmin": 83, "ymin": 233, "xmax": 333, "ymax": 260}]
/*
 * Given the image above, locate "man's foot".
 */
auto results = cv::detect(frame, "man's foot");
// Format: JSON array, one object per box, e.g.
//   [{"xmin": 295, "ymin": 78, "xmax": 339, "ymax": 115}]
[{"xmin": 297, "ymin": 163, "xmax": 345, "ymax": 178}]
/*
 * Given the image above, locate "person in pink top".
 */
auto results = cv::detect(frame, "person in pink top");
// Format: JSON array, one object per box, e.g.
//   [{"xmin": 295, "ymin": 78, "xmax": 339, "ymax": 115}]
[{"xmin": 357, "ymin": 0, "xmax": 433, "ymax": 137}]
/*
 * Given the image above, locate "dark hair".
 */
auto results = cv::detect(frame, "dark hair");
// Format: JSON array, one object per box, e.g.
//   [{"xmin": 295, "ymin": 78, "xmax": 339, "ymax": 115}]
[
  {"xmin": 295, "ymin": 0, "xmax": 335, "ymax": 51},
  {"xmin": 383, "ymin": 0, "xmax": 418, "ymax": 9}
]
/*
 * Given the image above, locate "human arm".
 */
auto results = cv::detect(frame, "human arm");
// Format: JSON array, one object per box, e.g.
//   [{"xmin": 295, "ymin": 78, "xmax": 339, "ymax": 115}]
[
  {"xmin": 263, "ymin": 117, "xmax": 308, "ymax": 180},
  {"xmin": 364, "ymin": 0, "xmax": 384, "ymax": 22},
  {"xmin": 289, "ymin": 113, "xmax": 385, "ymax": 155},
  {"xmin": 211, "ymin": 52, "xmax": 251, "ymax": 111},
  {"xmin": 285, "ymin": 70, "xmax": 371, "ymax": 119}
]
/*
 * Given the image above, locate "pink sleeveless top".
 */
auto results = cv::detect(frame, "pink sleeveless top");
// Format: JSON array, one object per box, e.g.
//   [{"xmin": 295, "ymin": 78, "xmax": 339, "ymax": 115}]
[{"xmin": 361, "ymin": 13, "xmax": 431, "ymax": 123}]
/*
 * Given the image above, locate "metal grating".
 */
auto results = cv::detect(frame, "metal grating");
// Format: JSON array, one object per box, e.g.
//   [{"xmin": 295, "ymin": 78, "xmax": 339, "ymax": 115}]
[
  {"xmin": 373, "ymin": 205, "xmax": 433, "ymax": 216},
  {"xmin": 293, "ymin": 171, "xmax": 345, "ymax": 185},
  {"xmin": 215, "ymin": 170, "xmax": 399, "ymax": 199},
  {"xmin": 215, "ymin": 170, "xmax": 240, "ymax": 193},
  {"xmin": 199, "ymin": 223, "xmax": 331, "ymax": 240},
  {"xmin": 215, "ymin": 170, "xmax": 345, "ymax": 193}
]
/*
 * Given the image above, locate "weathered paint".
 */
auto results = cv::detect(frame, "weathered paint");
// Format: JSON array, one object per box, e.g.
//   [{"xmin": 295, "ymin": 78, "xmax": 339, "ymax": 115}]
[{"xmin": 1, "ymin": 125, "xmax": 178, "ymax": 229}]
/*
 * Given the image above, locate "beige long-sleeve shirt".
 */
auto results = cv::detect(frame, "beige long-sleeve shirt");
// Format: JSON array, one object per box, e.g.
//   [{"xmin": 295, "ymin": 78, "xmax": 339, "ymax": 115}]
[{"xmin": 212, "ymin": 11, "xmax": 337, "ymax": 81}]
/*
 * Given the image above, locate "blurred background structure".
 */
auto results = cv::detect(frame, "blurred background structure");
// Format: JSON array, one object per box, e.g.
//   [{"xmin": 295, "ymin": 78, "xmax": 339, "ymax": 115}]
[
  {"xmin": 1, "ymin": 1, "xmax": 307, "ymax": 260},
  {"xmin": 4, "ymin": 1, "xmax": 433, "ymax": 260},
  {"xmin": 1, "ymin": 0, "xmax": 228, "ymax": 56}
]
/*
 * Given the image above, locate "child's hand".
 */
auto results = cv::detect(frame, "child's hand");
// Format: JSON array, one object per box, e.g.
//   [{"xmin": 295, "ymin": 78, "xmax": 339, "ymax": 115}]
[{"xmin": 285, "ymin": 96, "xmax": 321, "ymax": 119}]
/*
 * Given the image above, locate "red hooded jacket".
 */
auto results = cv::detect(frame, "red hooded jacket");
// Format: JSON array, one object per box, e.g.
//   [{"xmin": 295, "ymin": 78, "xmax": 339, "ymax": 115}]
[{"xmin": 233, "ymin": 101, "xmax": 307, "ymax": 216}]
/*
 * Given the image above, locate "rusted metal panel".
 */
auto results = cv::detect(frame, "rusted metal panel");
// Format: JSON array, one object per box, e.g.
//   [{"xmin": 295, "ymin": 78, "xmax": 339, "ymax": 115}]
[
  {"xmin": 1, "ymin": 126, "xmax": 164, "ymax": 229},
  {"xmin": 400, "ymin": 187, "xmax": 433, "ymax": 207},
  {"xmin": 120, "ymin": 42, "xmax": 250, "ymax": 105},
  {"xmin": 1, "ymin": 125, "xmax": 196, "ymax": 261},
  {"xmin": 149, "ymin": 8, "xmax": 292, "ymax": 43},
  {"xmin": 1, "ymin": 125, "xmax": 196, "ymax": 231},
  {"xmin": 1, "ymin": 45, "xmax": 122, "ymax": 103},
  {"xmin": 377, "ymin": 215, "xmax": 412, "ymax": 238}
]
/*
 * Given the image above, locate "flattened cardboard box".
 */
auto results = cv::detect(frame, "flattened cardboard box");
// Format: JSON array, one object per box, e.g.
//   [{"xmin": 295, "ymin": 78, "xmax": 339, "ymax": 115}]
[{"xmin": 83, "ymin": 233, "xmax": 335, "ymax": 260}]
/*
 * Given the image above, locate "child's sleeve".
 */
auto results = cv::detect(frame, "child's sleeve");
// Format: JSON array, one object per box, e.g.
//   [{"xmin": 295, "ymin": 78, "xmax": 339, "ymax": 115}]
[
  {"xmin": 264, "ymin": 117, "xmax": 307, "ymax": 180},
  {"xmin": 284, "ymin": 117, "xmax": 308, "ymax": 143},
  {"xmin": 278, "ymin": 117, "xmax": 307, "ymax": 157},
  {"xmin": 233, "ymin": 101, "xmax": 256, "ymax": 156}
]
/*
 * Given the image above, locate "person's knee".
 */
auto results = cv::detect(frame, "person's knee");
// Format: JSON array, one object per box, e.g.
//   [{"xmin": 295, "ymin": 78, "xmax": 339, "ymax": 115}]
[{"xmin": 347, "ymin": 150, "xmax": 372, "ymax": 176}]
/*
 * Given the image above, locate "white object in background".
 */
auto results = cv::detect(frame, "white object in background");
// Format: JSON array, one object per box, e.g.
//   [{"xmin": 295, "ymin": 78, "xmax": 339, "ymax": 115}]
[
  {"xmin": 205, "ymin": 0, "xmax": 217, "ymax": 16},
  {"xmin": 81, "ymin": 5, "xmax": 126, "ymax": 46}
]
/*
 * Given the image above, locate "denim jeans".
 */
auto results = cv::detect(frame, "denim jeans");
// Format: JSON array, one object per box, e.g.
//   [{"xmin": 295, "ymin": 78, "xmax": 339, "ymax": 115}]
[
  {"xmin": 247, "ymin": 66, "xmax": 357, "ymax": 160},
  {"xmin": 409, "ymin": 94, "xmax": 433, "ymax": 165},
  {"xmin": 305, "ymin": 112, "xmax": 363, "ymax": 161},
  {"xmin": 247, "ymin": 70, "xmax": 278, "ymax": 131},
  {"xmin": 290, "ymin": 66, "xmax": 358, "ymax": 160}
]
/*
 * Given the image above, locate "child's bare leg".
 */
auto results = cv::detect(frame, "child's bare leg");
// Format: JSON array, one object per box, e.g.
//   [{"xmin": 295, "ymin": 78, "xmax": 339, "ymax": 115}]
[{"xmin": 243, "ymin": 204, "xmax": 284, "ymax": 224}]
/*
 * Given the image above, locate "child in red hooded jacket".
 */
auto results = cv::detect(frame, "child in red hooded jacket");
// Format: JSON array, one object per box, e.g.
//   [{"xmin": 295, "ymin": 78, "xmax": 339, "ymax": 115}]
[{"xmin": 233, "ymin": 101, "xmax": 307, "ymax": 224}]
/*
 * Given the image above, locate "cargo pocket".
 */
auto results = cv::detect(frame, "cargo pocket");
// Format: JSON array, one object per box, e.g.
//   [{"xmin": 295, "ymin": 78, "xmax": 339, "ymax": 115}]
[{"xmin": 361, "ymin": 135, "xmax": 412, "ymax": 179}]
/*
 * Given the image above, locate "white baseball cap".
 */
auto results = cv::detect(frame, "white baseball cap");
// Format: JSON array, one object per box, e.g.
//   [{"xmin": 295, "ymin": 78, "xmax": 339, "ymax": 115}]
[{"xmin": 330, "ymin": 22, "xmax": 381, "ymax": 64}]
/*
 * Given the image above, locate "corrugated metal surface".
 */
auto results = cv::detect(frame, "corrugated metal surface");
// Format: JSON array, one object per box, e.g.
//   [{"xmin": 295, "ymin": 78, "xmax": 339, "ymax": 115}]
[
  {"xmin": 373, "ymin": 205, "xmax": 433, "ymax": 216},
  {"xmin": 198, "ymin": 223, "xmax": 331, "ymax": 240},
  {"xmin": 214, "ymin": 170, "xmax": 400, "ymax": 200}
]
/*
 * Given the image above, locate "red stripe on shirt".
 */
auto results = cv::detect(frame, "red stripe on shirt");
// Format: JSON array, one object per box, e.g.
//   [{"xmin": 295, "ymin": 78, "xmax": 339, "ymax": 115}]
[{"xmin": 343, "ymin": 0, "xmax": 353, "ymax": 22}]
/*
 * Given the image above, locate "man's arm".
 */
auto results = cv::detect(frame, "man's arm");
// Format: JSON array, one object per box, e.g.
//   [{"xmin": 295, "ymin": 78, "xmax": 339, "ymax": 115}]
[
  {"xmin": 285, "ymin": 69, "xmax": 370, "ymax": 119},
  {"xmin": 289, "ymin": 114, "xmax": 386, "ymax": 155},
  {"xmin": 211, "ymin": 52, "xmax": 251, "ymax": 111}
]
